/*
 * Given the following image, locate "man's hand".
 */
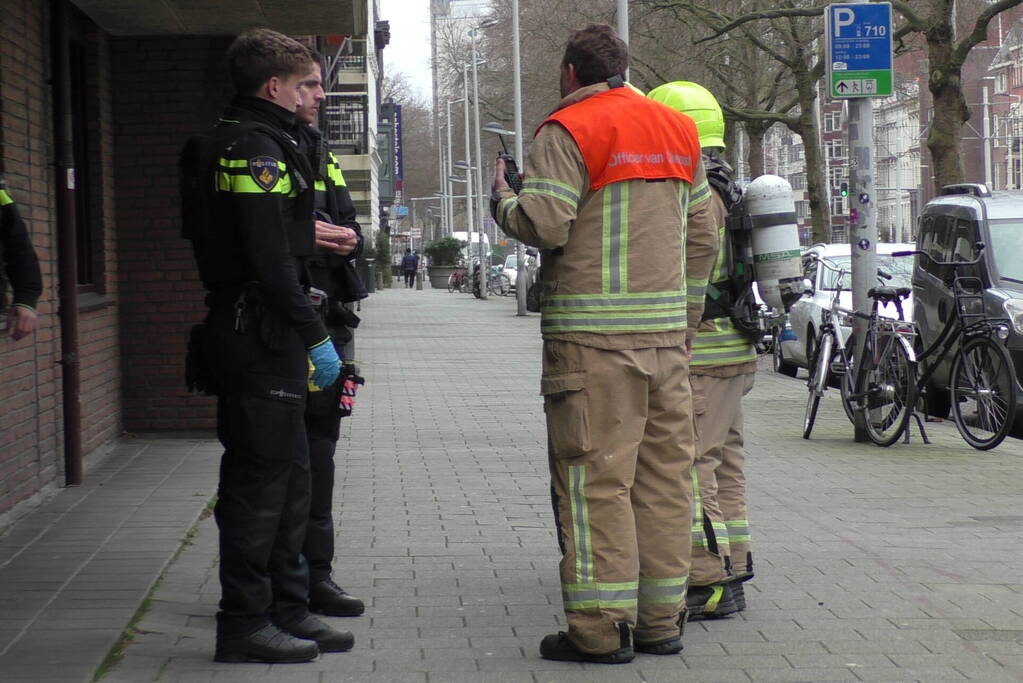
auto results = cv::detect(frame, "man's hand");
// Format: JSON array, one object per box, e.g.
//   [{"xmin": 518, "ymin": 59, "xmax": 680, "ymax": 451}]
[
  {"xmin": 9, "ymin": 305, "xmax": 38, "ymax": 341},
  {"xmin": 492, "ymin": 156, "xmax": 509, "ymax": 193},
  {"xmin": 315, "ymin": 220, "xmax": 358, "ymax": 256}
]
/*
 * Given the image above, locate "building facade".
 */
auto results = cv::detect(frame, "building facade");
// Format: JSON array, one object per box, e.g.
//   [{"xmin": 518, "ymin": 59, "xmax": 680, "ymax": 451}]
[{"xmin": 0, "ymin": 0, "xmax": 370, "ymax": 522}]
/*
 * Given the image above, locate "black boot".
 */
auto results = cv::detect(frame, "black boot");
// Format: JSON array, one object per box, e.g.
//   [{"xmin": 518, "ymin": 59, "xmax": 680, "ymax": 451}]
[
  {"xmin": 539, "ymin": 622, "xmax": 634, "ymax": 664},
  {"xmin": 635, "ymin": 611, "xmax": 687, "ymax": 655},
  {"xmin": 686, "ymin": 581, "xmax": 740, "ymax": 620},
  {"xmin": 214, "ymin": 623, "xmax": 319, "ymax": 663},
  {"xmin": 279, "ymin": 614, "xmax": 354, "ymax": 653},
  {"xmin": 309, "ymin": 579, "xmax": 366, "ymax": 617}
]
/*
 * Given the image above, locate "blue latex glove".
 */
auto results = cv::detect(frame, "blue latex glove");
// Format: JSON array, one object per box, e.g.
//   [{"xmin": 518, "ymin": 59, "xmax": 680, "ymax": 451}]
[{"xmin": 308, "ymin": 338, "xmax": 341, "ymax": 389}]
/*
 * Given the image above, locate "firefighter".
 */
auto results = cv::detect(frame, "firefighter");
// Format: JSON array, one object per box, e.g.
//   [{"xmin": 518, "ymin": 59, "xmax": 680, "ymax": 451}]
[
  {"xmin": 491, "ymin": 25, "xmax": 717, "ymax": 662},
  {"xmin": 293, "ymin": 54, "xmax": 367, "ymax": 620},
  {"xmin": 180, "ymin": 29, "xmax": 352, "ymax": 663},
  {"xmin": 648, "ymin": 81, "xmax": 756, "ymax": 618}
]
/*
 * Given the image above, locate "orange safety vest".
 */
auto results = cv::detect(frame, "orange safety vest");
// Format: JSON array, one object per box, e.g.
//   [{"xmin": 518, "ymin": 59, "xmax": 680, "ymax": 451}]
[{"xmin": 539, "ymin": 87, "xmax": 700, "ymax": 190}]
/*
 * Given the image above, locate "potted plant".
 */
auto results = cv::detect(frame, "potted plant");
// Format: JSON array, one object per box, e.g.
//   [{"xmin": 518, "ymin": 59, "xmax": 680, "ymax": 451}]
[{"xmin": 423, "ymin": 236, "xmax": 466, "ymax": 289}]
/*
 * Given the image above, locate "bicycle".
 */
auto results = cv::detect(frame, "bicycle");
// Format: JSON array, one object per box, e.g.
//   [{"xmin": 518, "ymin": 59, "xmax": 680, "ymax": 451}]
[
  {"xmin": 890, "ymin": 243, "xmax": 1017, "ymax": 450},
  {"xmin": 803, "ymin": 258, "xmax": 916, "ymax": 446},
  {"xmin": 488, "ymin": 270, "xmax": 512, "ymax": 296},
  {"xmin": 838, "ymin": 280, "xmax": 917, "ymax": 448},
  {"xmin": 803, "ymin": 259, "xmax": 856, "ymax": 439},
  {"xmin": 446, "ymin": 263, "xmax": 470, "ymax": 293}
]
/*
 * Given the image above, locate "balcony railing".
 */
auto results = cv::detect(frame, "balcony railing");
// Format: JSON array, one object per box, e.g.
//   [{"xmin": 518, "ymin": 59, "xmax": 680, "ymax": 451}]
[
  {"xmin": 328, "ymin": 38, "xmax": 367, "ymax": 73},
  {"xmin": 324, "ymin": 93, "xmax": 368, "ymax": 155}
]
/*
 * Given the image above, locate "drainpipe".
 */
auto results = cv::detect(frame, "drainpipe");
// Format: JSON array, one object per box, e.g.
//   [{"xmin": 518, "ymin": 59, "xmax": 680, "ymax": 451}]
[{"xmin": 51, "ymin": 0, "xmax": 82, "ymax": 486}]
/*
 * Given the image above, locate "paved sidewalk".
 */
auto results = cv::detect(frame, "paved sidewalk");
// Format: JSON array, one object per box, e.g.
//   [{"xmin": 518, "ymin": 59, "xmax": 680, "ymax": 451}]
[{"xmin": 3, "ymin": 284, "xmax": 1023, "ymax": 682}]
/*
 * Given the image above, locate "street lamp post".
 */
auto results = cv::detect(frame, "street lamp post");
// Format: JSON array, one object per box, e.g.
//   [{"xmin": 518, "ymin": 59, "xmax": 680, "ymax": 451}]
[
  {"xmin": 511, "ymin": 1, "xmax": 527, "ymax": 315},
  {"xmin": 445, "ymin": 98, "xmax": 463, "ymax": 235},
  {"xmin": 469, "ymin": 28, "xmax": 489, "ymax": 299},
  {"xmin": 461, "ymin": 65, "xmax": 476, "ymax": 270}
]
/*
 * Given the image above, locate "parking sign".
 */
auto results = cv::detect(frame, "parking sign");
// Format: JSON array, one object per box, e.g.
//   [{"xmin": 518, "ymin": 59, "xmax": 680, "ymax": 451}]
[{"xmin": 826, "ymin": 3, "xmax": 893, "ymax": 98}]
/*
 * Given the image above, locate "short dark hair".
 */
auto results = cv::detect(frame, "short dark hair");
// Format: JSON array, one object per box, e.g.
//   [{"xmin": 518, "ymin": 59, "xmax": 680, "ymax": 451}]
[
  {"xmin": 225, "ymin": 28, "xmax": 313, "ymax": 96},
  {"xmin": 562, "ymin": 24, "xmax": 628, "ymax": 86}
]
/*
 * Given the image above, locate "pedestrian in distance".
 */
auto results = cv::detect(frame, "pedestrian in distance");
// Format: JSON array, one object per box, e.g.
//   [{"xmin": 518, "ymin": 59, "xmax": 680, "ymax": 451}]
[
  {"xmin": 0, "ymin": 176, "xmax": 42, "ymax": 341},
  {"xmin": 179, "ymin": 28, "xmax": 351, "ymax": 664},
  {"xmin": 491, "ymin": 24, "xmax": 718, "ymax": 664},
  {"xmin": 293, "ymin": 52, "xmax": 367, "ymax": 621},
  {"xmin": 649, "ymin": 81, "xmax": 756, "ymax": 619},
  {"xmin": 401, "ymin": 247, "xmax": 418, "ymax": 288}
]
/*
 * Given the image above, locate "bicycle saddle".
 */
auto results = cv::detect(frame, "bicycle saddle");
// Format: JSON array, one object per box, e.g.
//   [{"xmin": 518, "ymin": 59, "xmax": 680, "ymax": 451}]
[{"xmin": 867, "ymin": 286, "xmax": 912, "ymax": 303}]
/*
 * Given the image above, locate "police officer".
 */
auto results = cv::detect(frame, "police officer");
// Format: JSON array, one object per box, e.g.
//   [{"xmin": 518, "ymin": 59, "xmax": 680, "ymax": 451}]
[
  {"xmin": 648, "ymin": 81, "xmax": 756, "ymax": 618},
  {"xmin": 293, "ymin": 55, "xmax": 367, "ymax": 619},
  {"xmin": 0, "ymin": 176, "xmax": 42, "ymax": 340},
  {"xmin": 181, "ymin": 29, "xmax": 352, "ymax": 663}
]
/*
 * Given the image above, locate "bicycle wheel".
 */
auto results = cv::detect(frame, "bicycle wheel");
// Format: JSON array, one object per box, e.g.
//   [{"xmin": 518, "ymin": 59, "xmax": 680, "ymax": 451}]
[
  {"xmin": 862, "ymin": 333, "xmax": 916, "ymax": 447},
  {"xmin": 839, "ymin": 332, "xmax": 858, "ymax": 424},
  {"xmin": 495, "ymin": 273, "xmax": 511, "ymax": 295},
  {"xmin": 804, "ymin": 331, "xmax": 833, "ymax": 439},
  {"xmin": 447, "ymin": 273, "xmax": 457, "ymax": 293},
  {"xmin": 950, "ymin": 336, "xmax": 1017, "ymax": 450}
]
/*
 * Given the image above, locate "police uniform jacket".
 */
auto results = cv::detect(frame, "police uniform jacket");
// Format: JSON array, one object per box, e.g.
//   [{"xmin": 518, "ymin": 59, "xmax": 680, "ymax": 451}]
[
  {"xmin": 195, "ymin": 96, "xmax": 327, "ymax": 348},
  {"xmin": 0, "ymin": 179, "xmax": 42, "ymax": 311}
]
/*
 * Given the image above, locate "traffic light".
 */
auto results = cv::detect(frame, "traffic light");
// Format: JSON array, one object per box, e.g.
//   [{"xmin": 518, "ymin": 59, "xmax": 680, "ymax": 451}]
[{"xmin": 839, "ymin": 182, "xmax": 849, "ymax": 197}]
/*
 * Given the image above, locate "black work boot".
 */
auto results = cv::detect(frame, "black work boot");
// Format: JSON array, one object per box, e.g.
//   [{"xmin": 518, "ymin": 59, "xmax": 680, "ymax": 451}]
[
  {"xmin": 539, "ymin": 622, "xmax": 634, "ymax": 664},
  {"xmin": 635, "ymin": 611, "xmax": 687, "ymax": 655},
  {"xmin": 279, "ymin": 614, "xmax": 354, "ymax": 653},
  {"xmin": 214, "ymin": 623, "xmax": 319, "ymax": 663},
  {"xmin": 309, "ymin": 579, "xmax": 365, "ymax": 617},
  {"xmin": 686, "ymin": 581, "xmax": 740, "ymax": 620}
]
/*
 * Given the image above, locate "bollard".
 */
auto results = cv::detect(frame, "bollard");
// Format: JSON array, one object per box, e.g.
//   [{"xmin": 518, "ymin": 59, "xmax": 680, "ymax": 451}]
[{"xmin": 416, "ymin": 267, "xmax": 423, "ymax": 290}]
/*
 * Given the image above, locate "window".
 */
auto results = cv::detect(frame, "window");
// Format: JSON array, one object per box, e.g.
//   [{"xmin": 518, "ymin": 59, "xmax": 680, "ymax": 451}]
[
  {"xmin": 827, "ymin": 139, "xmax": 845, "ymax": 160},
  {"xmin": 824, "ymin": 111, "xmax": 841, "ymax": 132},
  {"xmin": 795, "ymin": 199, "xmax": 809, "ymax": 218},
  {"xmin": 791, "ymin": 173, "xmax": 806, "ymax": 191},
  {"xmin": 996, "ymin": 71, "xmax": 1008, "ymax": 93},
  {"xmin": 832, "ymin": 195, "xmax": 847, "ymax": 216}
]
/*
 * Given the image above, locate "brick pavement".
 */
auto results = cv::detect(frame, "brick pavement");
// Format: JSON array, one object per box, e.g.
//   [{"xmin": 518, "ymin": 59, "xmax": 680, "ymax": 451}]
[{"xmin": 3, "ymin": 284, "xmax": 1023, "ymax": 682}]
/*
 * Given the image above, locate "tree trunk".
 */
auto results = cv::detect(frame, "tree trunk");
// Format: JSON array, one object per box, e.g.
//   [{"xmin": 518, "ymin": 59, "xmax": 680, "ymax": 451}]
[
  {"xmin": 926, "ymin": 32, "xmax": 968, "ymax": 193},
  {"xmin": 746, "ymin": 122, "xmax": 768, "ymax": 179},
  {"xmin": 792, "ymin": 74, "xmax": 830, "ymax": 245}
]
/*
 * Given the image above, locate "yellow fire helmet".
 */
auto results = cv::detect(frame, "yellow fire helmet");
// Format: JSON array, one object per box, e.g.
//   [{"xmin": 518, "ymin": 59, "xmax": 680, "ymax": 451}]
[{"xmin": 647, "ymin": 81, "xmax": 725, "ymax": 149}]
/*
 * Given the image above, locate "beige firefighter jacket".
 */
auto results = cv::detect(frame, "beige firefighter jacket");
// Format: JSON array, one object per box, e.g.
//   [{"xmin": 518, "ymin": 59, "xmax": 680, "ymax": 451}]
[{"xmin": 494, "ymin": 82, "xmax": 717, "ymax": 351}]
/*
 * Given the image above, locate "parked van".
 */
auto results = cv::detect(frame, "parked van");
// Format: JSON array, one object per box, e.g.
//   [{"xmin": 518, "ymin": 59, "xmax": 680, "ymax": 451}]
[{"xmin": 911, "ymin": 183, "xmax": 1023, "ymax": 420}]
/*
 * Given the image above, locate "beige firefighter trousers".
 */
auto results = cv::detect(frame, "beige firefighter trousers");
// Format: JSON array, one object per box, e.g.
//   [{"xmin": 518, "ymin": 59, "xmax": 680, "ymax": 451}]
[
  {"xmin": 542, "ymin": 339, "xmax": 695, "ymax": 653},
  {"xmin": 690, "ymin": 371, "xmax": 755, "ymax": 586}
]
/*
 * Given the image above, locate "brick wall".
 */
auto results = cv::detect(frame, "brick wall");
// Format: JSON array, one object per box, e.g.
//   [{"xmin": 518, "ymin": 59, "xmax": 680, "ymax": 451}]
[
  {"xmin": 111, "ymin": 35, "xmax": 233, "ymax": 431},
  {"xmin": 0, "ymin": 0, "xmax": 63, "ymax": 515},
  {"xmin": 0, "ymin": 3, "xmax": 129, "ymax": 517}
]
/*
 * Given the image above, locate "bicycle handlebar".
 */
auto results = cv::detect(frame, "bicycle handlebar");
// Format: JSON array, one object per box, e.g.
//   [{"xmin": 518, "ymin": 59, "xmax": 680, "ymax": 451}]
[{"xmin": 892, "ymin": 241, "xmax": 985, "ymax": 267}]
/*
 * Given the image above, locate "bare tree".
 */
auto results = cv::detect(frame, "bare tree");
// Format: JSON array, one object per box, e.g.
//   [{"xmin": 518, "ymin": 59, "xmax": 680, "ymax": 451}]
[{"xmin": 889, "ymin": 0, "xmax": 1023, "ymax": 192}]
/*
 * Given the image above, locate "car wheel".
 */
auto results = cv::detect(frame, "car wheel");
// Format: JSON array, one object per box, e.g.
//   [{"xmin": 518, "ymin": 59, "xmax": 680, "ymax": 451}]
[{"xmin": 773, "ymin": 328, "xmax": 798, "ymax": 377}]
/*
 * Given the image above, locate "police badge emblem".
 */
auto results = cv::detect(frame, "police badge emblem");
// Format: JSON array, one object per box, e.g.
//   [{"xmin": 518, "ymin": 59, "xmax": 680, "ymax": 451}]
[{"xmin": 249, "ymin": 156, "xmax": 280, "ymax": 191}]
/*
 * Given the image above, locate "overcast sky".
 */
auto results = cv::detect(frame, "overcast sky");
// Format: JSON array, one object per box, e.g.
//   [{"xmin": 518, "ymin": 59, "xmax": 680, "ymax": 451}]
[{"xmin": 379, "ymin": 0, "xmax": 433, "ymax": 101}]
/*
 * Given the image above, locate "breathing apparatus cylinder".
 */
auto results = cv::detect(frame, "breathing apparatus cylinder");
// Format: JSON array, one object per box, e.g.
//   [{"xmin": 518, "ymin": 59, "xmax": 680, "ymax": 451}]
[{"xmin": 743, "ymin": 174, "xmax": 803, "ymax": 312}]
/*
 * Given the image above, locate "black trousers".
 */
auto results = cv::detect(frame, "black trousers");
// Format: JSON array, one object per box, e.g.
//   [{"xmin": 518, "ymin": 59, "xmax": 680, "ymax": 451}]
[
  {"xmin": 303, "ymin": 375, "xmax": 344, "ymax": 585},
  {"xmin": 404, "ymin": 269, "xmax": 416, "ymax": 287},
  {"xmin": 205, "ymin": 304, "xmax": 312, "ymax": 639}
]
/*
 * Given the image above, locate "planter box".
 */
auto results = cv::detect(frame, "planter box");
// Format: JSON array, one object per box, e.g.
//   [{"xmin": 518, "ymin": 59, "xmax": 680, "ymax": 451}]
[{"xmin": 427, "ymin": 265, "xmax": 458, "ymax": 289}]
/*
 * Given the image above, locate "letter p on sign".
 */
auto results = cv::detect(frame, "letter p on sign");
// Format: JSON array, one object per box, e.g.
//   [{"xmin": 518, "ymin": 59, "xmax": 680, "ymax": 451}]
[{"xmin": 834, "ymin": 7, "xmax": 855, "ymax": 36}]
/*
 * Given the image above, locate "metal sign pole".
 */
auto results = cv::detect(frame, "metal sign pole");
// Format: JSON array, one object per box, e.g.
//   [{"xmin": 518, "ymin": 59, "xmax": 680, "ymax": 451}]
[{"xmin": 827, "ymin": 0, "xmax": 890, "ymax": 441}]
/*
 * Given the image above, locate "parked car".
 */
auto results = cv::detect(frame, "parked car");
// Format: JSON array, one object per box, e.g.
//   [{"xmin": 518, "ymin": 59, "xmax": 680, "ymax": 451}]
[
  {"xmin": 772, "ymin": 241, "xmax": 916, "ymax": 377},
  {"xmin": 499, "ymin": 252, "xmax": 536, "ymax": 292},
  {"xmin": 910, "ymin": 183, "xmax": 1023, "ymax": 422}
]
